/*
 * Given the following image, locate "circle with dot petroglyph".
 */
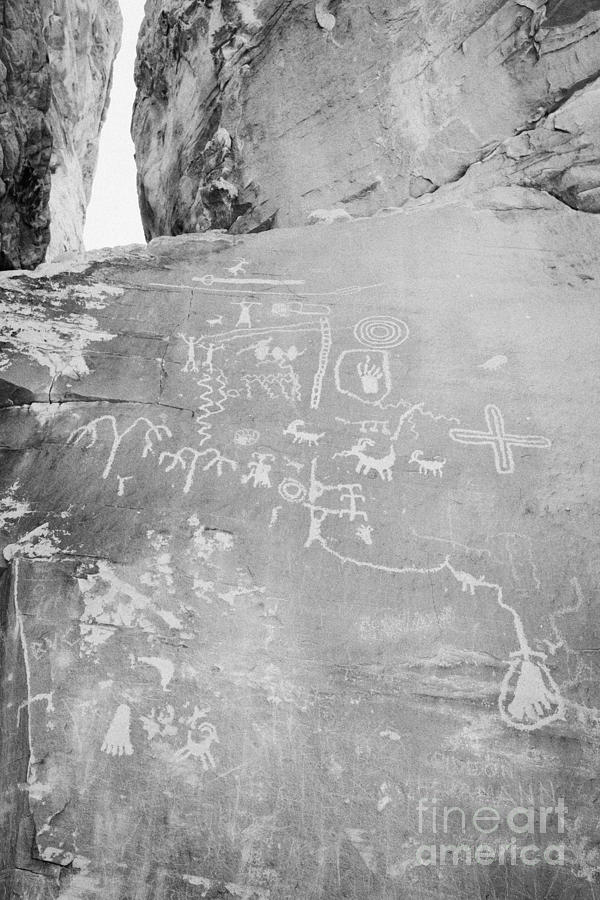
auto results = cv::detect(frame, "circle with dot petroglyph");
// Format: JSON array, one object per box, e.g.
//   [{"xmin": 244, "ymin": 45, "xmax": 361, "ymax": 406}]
[{"xmin": 354, "ymin": 316, "xmax": 409, "ymax": 349}]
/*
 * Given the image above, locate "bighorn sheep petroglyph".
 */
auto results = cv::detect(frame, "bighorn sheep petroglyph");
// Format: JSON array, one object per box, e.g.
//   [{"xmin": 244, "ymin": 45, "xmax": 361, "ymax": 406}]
[
  {"xmin": 334, "ymin": 438, "xmax": 396, "ymax": 481},
  {"xmin": 409, "ymin": 450, "xmax": 446, "ymax": 477},
  {"xmin": 283, "ymin": 420, "xmax": 325, "ymax": 447}
]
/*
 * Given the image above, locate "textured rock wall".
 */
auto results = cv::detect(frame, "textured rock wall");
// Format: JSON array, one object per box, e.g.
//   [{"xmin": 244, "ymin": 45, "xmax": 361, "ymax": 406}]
[
  {"xmin": 0, "ymin": 0, "xmax": 52, "ymax": 269},
  {"xmin": 132, "ymin": 0, "xmax": 600, "ymax": 239},
  {"xmin": 1, "ymin": 189, "xmax": 600, "ymax": 898},
  {"xmin": 43, "ymin": 0, "xmax": 123, "ymax": 260},
  {"xmin": 0, "ymin": 0, "xmax": 122, "ymax": 270}
]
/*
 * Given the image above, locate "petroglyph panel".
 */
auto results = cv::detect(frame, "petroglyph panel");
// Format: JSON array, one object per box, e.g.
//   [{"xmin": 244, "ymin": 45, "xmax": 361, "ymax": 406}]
[{"xmin": 1, "ymin": 201, "xmax": 600, "ymax": 898}]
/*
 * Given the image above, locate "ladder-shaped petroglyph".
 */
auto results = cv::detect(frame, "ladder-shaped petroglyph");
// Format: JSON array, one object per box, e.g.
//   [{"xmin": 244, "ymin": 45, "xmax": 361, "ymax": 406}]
[
  {"xmin": 68, "ymin": 415, "xmax": 172, "ymax": 481},
  {"xmin": 449, "ymin": 404, "xmax": 551, "ymax": 474}
]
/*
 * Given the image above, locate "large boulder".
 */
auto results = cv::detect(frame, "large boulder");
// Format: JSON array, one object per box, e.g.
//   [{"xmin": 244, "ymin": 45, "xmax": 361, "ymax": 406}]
[
  {"xmin": 0, "ymin": 190, "xmax": 599, "ymax": 897},
  {"xmin": 132, "ymin": 0, "xmax": 600, "ymax": 238}
]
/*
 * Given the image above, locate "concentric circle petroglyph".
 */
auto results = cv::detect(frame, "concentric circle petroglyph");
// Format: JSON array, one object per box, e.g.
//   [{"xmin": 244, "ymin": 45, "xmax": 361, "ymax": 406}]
[
  {"xmin": 353, "ymin": 316, "xmax": 409, "ymax": 349},
  {"xmin": 278, "ymin": 479, "xmax": 307, "ymax": 504}
]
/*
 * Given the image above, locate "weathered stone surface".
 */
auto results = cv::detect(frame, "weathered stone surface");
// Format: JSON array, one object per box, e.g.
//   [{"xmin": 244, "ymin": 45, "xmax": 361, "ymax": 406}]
[
  {"xmin": 0, "ymin": 0, "xmax": 52, "ymax": 269},
  {"xmin": 1, "ymin": 192, "xmax": 600, "ymax": 897},
  {"xmin": 132, "ymin": 0, "xmax": 600, "ymax": 239},
  {"xmin": 43, "ymin": 0, "xmax": 123, "ymax": 260},
  {"xmin": 0, "ymin": 0, "xmax": 122, "ymax": 270}
]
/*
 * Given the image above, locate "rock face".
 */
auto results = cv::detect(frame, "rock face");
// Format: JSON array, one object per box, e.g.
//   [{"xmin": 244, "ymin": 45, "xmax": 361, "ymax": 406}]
[
  {"xmin": 132, "ymin": 0, "xmax": 600, "ymax": 239},
  {"xmin": 43, "ymin": 0, "xmax": 123, "ymax": 260},
  {"xmin": 1, "ymin": 190, "xmax": 600, "ymax": 897},
  {"xmin": 0, "ymin": 0, "xmax": 52, "ymax": 269},
  {"xmin": 0, "ymin": 0, "xmax": 122, "ymax": 270}
]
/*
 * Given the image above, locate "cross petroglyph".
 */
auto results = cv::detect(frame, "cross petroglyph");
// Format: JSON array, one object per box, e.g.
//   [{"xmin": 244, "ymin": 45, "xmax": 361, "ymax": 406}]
[{"xmin": 449, "ymin": 404, "xmax": 551, "ymax": 474}]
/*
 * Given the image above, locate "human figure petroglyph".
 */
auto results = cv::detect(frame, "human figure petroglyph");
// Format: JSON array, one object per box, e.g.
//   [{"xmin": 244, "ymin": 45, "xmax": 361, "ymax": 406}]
[
  {"xmin": 333, "ymin": 438, "xmax": 396, "ymax": 481},
  {"xmin": 232, "ymin": 300, "xmax": 262, "ymax": 328},
  {"xmin": 199, "ymin": 342, "xmax": 225, "ymax": 374},
  {"xmin": 117, "ymin": 475, "xmax": 133, "ymax": 496},
  {"xmin": 179, "ymin": 334, "xmax": 204, "ymax": 373},
  {"xmin": 241, "ymin": 452, "xmax": 275, "ymax": 489},
  {"xmin": 409, "ymin": 450, "xmax": 446, "ymax": 478},
  {"xmin": 279, "ymin": 459, "xmax": 368, "ymax": 548},
  {"xmin": 284, "ymin": 420, "xmax": 325, "ymax": 447}
]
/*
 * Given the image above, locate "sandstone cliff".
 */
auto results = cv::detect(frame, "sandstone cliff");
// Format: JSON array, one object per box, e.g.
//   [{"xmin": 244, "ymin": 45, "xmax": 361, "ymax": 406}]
[
  {"xmin": 0, "ymin": 0, "xmax": 122, "ymax": 270},
  {"xmin": 0, "ymin": 0, "xmax": 52, "ymax": 269},
  {"xmin": 44, "ymin": 0, "xmax": 123, "ymax": 260},
  {"xmin": 132, "ymin": 0, "xmax": 600, "ymax": 238}
]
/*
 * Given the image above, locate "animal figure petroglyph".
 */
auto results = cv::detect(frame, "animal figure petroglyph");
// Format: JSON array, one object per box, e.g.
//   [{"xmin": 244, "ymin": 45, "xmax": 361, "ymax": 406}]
[
  {"xmin": 334, "ymin": 438, "xmax": 396, "ymax": 481},
  {"xmin": 409, "ymin": 450, "xmax": 446, "ymax": 478},
  {"xmin": 284, "ymin": 420, "xmax": 324, "ymax": 447},
  {"xmin": 452, "ymin": 569, "xmax": 487, "ymax": 596},
  {"xmin": 173, "ymin": 722, "xmax": 220, "ymax": 770},
  {"xmin": 226, "ymin": 258, "xmax": 249, "ymax": 276}
]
